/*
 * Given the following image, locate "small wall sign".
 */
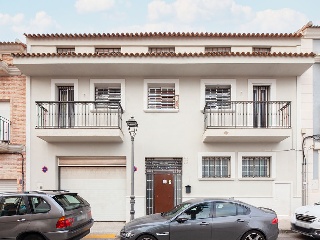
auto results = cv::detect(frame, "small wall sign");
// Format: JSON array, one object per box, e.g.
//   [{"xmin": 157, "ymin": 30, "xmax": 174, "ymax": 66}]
[{"xmin": 42, "ymin": 166, "xmax": 48, "ymax": 173}]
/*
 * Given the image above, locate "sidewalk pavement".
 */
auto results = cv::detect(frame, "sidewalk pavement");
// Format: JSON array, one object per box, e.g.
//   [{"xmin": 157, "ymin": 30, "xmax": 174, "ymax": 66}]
[{"xmin": 84, "ymin": 221, "xmax": 124, "ymax": 239}]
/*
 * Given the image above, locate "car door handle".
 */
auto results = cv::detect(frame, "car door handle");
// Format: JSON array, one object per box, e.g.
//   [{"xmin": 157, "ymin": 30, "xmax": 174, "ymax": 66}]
[
  {"xmin": 237, "ymin": 219, "xmax": 245, "ymax": 222},
  {"xmin": 156, "ymin": 232, "xmax": 169, "ymax": 236},
  {"xmin": 17, "ymin": 218, "xmax": 26, "ymax": 222},
  {"xmin": 200, "ymin": 222, "xmax": 209, "ymax": 226}
]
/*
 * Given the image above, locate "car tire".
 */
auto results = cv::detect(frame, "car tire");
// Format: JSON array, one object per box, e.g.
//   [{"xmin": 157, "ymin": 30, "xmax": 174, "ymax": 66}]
[
  {"xmin": 136, "ymin": 234, "xmax": 157, "ymax": 240},
  {"xmin": 22, "ymin": 234, "xmax": 45, "ymax": 240},
  {"xmin": 241, "ymin": 230, "xmax": 266, "ymax": 240}
]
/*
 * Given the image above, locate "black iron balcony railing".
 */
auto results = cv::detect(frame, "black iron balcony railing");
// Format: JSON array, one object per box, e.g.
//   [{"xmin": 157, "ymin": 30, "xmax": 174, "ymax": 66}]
[
  {"xmin": 0, "ymin": 116, "xmax": 10, "ymax": 143},
  {"xmin": 204, "ymin": 101, "xmax": 291, "ymax": 129},
  {"xmin": 36, "ymin": 101, "xmax": 123, "ymax": 129}
]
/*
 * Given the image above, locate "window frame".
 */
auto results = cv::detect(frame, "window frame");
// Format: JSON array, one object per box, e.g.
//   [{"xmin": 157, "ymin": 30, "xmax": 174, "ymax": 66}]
[
  {"xmin": 144, "ymin": 79, "xmax": 179, "ymax": 113},
  {"xmin": 202, "ymin": 156, "xmax": 231, "ymax": 178},
  {"xmin": 252, "ymin": 47, "xmax": 271, "ymax": 53},
  {"xmin": 205, "ymin": 47, "xmax": 231, "ymax": 53},
  {"xmin": 90, "ymin": 79, "xmax": 125, "ymax": 111},
  {"xmin": 238, "ymin": 152, "xmax": 276, "ymax": 180},
  {"xmin": 95, "ymin": 48, "xmax": 121, "ymax": 54},
  {"xmin": 57, "ymin": 48, "xmax": 75, "ymax": 54},
  {"xmin": 200, "ymin": 79, "xmax": 236, "ymax": 111},
  {"xmin": 198, "ymin": 152, "xmax": 235, "ymax": 180},
  {"xmin": 148, "ymin": 47, "xmax": 175, "ymax": 53}
]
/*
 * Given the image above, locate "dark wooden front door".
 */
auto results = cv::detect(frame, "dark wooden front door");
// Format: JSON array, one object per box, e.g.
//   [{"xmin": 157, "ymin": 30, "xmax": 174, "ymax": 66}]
[{"xmin": 154, "ymin": 173, "xmax": 174, "ymax": 213}]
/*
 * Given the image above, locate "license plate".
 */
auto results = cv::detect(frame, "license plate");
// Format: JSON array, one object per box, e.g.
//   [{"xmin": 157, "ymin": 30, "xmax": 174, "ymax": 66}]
[
  {"xmin": 296, "ymin": 221, "xmax": 310, "ymax": 229},
  {"xmin": 77, "ymin": 214, "xmax": 86, "ymax": 221}
]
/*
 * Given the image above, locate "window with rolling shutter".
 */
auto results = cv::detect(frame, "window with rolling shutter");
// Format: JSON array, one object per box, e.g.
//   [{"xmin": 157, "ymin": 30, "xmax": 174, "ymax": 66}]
[
  {"xmin": 148, "ymin": 86, "xmax": 176, "ymax": 109},
  {"xmin": 205, "ymin": 85, "xmax": 231, "ymax": 109},
  {"xmin": 95, "ymin": 86, "xmax": 121, "ymax": 109}
]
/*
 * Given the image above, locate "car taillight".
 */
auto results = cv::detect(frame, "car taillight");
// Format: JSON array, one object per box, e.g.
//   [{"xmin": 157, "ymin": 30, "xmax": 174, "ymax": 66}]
[
  {"xmin": 272, "ymin": 217, "xmax": 278, "ymax": 224},
  {"xmin": 56, "ymin": 216, "xmax": 74, "ymax": 229}
]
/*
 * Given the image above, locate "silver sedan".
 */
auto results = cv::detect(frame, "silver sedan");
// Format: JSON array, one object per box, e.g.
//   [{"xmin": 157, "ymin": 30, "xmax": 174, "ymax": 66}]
[{"xmin": 120, "ymin": 198, "xmax": 279, "ymax": 240}]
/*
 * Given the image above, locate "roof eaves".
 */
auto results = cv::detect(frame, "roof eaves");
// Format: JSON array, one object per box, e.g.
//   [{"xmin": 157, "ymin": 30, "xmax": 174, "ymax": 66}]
[{"xmin": 12, "ymin": 52, "xmax": 316, "ymax": 58}]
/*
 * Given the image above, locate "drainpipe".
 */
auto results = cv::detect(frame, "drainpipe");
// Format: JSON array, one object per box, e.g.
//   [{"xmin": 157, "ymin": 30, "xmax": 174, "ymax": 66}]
[{"xmin": 302, "ymin": 134, "xmax": 320, "ymax": 205}]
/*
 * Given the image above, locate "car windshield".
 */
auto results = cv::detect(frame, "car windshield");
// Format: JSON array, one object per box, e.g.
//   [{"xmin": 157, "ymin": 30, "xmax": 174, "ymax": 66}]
[
  {"xmin": 53, "ymin": 194, "xmax": 89, "ymax": 211},
  {"xmin": 162, "ymin": 202, "xmax": 191, "ymax": 218}
]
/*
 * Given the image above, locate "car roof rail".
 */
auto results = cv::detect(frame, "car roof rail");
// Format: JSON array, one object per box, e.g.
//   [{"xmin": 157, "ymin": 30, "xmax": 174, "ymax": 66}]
[{"xmin": 39, "ymin": 190, "xmax": 70, "ymax": 193}]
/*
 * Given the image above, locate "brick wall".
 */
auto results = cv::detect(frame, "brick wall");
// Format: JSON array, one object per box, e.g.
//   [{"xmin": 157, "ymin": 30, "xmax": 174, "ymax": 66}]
[{"xmin": 0, "ymin": 52, "xmax": 26, "ymax": 191}]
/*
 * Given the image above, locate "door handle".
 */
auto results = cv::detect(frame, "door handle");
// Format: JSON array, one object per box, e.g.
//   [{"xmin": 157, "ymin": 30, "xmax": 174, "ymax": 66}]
[
  {"xmin": 237, "ymin": 219, "xmax": 245, "ymax": 222},
  {"xmin": 200, "ymin": 222, "xmax": 209, "ymax": 226},
  {"xmin": 17, "ymin": 218, "xmax": 26, "ymax": 222}
]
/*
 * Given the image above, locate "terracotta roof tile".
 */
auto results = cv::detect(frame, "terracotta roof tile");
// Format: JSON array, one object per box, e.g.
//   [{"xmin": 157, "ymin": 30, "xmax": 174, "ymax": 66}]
[
  {"xmin": 12, "ymin": 52, "xmax": 316, "ymax": 58},
  {"xmin": 23, "ymin": 32, "xmax": 302, "ymax": 39},
  {"xmin": 0, "ymin": 42, "xmax": 27, "ymax": 48}
]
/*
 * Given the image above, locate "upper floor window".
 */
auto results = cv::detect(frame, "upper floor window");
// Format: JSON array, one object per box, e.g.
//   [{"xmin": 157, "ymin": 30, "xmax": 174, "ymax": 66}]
[
  {"xmin": 148, "ymin": 85, "xmax": 176, "ymax": 109},
  {"xmin": 202, "ymin": 156, "xmax": 231, "ymax": 178},
  {"xmin": 144, "ymin": 79, "xmax": 179, "ymax": 112},
  {"xmin": 205, "ymin": 47, "xmax": 231, "ymax": 53},
  {"xmin": 205, "ymin": 85, "xmax": 231, "ymax": 109},
  {"xmin": 242, "ymin": 156, "xmax": 270, "ymax": 178},
  {"xmin": 95, "ymin": 86, "xmax": 121, "ymax": 109},
  {"xmin": 149, "ymin": 47, "xmax": 175, "ymax": 53},
  {"xmin": 57, "ymin": 48, "xmax": 75, "ymax": 54},
  {"xmin": 95, "ymin": 48, "xmax": 121, "ymax": 54},
  {"xmin": 90, "ymin": 79, "xmax": 125, "ymax": 110},
  {"xmin": 253, "ymin": 47, "xmax": 271, "ymax": 53}
]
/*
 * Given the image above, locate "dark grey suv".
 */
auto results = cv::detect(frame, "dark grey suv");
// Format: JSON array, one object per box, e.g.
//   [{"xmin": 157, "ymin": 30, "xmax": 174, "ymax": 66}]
[
  {"xmin": 0, "ymin": 190, "xmax": 94, "ymax": 240},
  {"xmin": 120, "ymin": 198, "xmax": 279, "ymax": 240}
]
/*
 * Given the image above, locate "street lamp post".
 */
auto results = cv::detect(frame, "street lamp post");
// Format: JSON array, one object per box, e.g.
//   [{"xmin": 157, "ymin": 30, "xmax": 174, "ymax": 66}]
[{"xmin": 126, "ymin": 117, "xmax": 138, "ymax": 221}]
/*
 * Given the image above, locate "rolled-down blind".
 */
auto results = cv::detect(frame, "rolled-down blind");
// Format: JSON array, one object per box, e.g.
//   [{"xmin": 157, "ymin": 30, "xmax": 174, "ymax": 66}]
[{"xmin": 58, "ymin": 156, "xmax": 126, "ymax": 166}]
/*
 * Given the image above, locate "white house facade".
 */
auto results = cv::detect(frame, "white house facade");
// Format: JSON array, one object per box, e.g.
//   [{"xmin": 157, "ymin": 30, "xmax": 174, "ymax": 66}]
[{"xmin": 13, "ymin": 25, "xmax": 319, "ymax": 229}]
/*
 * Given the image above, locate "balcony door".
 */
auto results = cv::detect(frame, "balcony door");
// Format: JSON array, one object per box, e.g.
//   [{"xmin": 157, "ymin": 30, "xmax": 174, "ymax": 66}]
[
  {"xmin": 58, "ymin": 86, "xmax": 75, "ymax": 128},
  {"xmin": 253, "ymin": 86, "xmax": 269, "ymax": 128}
]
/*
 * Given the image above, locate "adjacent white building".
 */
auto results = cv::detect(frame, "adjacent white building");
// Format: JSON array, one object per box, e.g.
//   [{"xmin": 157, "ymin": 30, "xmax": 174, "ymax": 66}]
[{"xmin": 13, "ymin": 24, "xmax": 320, "ymax": 229}]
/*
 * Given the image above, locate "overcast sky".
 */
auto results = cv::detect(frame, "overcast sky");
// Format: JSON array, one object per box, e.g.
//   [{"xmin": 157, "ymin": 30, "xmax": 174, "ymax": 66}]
[{"xmin": 1, "ymin": 0, "xmax": 319, "ymax": 43}]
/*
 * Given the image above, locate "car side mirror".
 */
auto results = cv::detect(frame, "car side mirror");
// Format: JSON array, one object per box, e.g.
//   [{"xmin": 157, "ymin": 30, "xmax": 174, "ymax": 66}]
[{"xmin": 176, "ymin": 217, "xmax": 188, "ymax": 223}]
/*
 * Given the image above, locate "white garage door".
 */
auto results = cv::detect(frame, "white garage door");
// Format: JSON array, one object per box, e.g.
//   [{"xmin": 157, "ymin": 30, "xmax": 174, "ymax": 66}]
[
  {"xmin": 60, "ymin": 166, "xmax": 126, "ymax": 221},
  {"xmin": 0, "ymin": 180, "xmax": 17, "ymax": 192}
]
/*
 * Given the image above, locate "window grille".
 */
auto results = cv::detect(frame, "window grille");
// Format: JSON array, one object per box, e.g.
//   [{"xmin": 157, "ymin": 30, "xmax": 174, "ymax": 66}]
[
  {"xmin": 148, "ymin": 47, "xmax": 175, "ymax": 53},
  {"xmin": 202, "ymin": 156, "xmax": 231, "ymax": 178},
  {"xmin": 95, "ymin": 87, "xmax": 121, "ymax": 109},
  {"xmin": 57, "ymin": 48, "xmax": 75, "ymax": 53},
  {"xmin": 253, "ymin": 47, "xmax": 271, "ymax": 53},
  {"xmin": 148, "ymin": 86, "xmax": 176, "ymax": 109},
  {"xmin": 95, "ymin": 48, "xmax": 121, "ymax": 54},
  {"xmin": 242, "ymin": 156, "xmax": 270, "ymax": 178},
  {"xmin": 205, "ymin": 47, "xmax": 231, "ymax": 53},
  {"xmin": 205, "ymin": 85, "xmax": 231, "ymax": 109}
]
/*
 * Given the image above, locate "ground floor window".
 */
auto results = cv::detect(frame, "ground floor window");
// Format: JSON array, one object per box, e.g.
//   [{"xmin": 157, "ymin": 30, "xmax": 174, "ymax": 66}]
[
  {"xmin": 202, "ymin": 156, "xmax": 231, "ymax": 178},
  {"xmin": 242, "ymin": 156, "xmax": 270, "ymax": 178}
]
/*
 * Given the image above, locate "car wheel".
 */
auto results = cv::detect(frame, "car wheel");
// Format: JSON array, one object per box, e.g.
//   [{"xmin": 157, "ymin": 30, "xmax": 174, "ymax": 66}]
[
  {"xmin": 23, "ymin": 234, "xmax": 45, "ymax": 240},
  {"xmin": 136, "ymin": 234, "xmax": 157, "ymax": 240},
  {"xmin": 241, "ymin": 230, "xmax": 266, "ymax": 240}
]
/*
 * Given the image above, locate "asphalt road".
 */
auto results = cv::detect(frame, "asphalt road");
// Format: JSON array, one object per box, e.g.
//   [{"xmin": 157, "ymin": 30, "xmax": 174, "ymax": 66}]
[{"xmin": 83, "ymin": 231, "xmax": 314, "ymax": 240}]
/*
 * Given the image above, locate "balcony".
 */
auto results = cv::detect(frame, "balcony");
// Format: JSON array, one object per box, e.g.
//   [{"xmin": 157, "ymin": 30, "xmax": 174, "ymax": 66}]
[
  {"xmin": 35, "ymin": 101, "xmax": 124, "ymax": 143},
  {"xmin": 203, "ymin": 101, "xmax": 291, "ymax": 143}
]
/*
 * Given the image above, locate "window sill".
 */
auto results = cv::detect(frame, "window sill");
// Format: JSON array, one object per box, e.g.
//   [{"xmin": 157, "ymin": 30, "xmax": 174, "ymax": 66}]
[
  {"xmin": 238, "ymin": 178, "xmax": 275, "ymax": 181},
  {"xmin": 144, "ymin": 109, "xmax": 179, "ymax": 113},
  {"xmin": 199, "ymin": 178, "xmax": 235, "ymax": 181}
]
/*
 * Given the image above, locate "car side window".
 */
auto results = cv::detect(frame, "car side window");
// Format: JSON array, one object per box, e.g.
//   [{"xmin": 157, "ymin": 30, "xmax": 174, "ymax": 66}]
[
  {"xmin": 215, "ymin": 202, "xmax": 249, "ymax": 217},
  {"xmin": 29, "ymin": 197, "xmax": 51, "ymax": 214},
  {"xmin": 0, "ymin": 196, "xmax": 26, "ymax": 216},
  {"xmin": 180, "ymin": 203, "xmax": 211, "ymax": 220}
]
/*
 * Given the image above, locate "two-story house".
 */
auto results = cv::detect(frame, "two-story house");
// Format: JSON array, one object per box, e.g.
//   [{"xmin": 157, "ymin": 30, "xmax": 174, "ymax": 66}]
[
  {"xmin": 0, "ymin": 42, "xmax": 26, "ymax": 191},
  {"xmin": 13, "ymin": 27, "xmax": 316, "ymax": 229}
]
